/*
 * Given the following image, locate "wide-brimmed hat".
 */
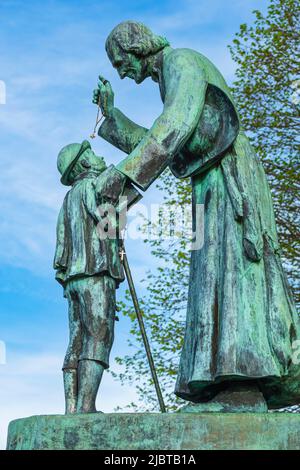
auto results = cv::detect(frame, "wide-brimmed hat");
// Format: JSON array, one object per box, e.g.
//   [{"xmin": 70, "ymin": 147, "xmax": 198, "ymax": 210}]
[{"xmin": 57, "ymin": 140, "xmax": 91, "ymax": 186}]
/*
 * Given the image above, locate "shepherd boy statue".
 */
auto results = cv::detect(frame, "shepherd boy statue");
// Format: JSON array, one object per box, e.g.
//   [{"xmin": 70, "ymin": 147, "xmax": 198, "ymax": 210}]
[{"xmin": 54, "ymin": 139, "xmax": 140, "ymax": 413}]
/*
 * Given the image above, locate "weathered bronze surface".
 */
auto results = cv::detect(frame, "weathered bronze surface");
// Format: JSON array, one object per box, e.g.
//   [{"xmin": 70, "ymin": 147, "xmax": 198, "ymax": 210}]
[
  {"xmin": 54, "ymin": 141, "xmax": 140, "ymax": 413},
  {"xmin": 7, "ymin": 413, "xmax": 300, "ymax": 450},
  {"xmin": 93, "ymin": 20, "xmax": 300, "ymax": 409}
]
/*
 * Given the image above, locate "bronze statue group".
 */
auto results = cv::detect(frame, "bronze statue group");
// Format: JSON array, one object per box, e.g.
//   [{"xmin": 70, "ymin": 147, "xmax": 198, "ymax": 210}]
[{"xmin": 54, "ymin": 21, "xmax": 300, "ymax": 414}]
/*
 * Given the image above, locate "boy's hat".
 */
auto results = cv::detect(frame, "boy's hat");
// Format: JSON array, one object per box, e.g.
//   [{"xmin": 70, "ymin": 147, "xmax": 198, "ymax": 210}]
[{"xmin": 57, "ymin": 140, "xmax": 91, "ymax": 186}]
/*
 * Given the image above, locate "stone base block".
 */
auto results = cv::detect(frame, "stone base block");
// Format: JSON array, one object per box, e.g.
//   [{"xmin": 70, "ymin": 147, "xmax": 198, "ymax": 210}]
[{"xmin": 6, "ymin": 412, "xmax": 300, "ymax": 450}]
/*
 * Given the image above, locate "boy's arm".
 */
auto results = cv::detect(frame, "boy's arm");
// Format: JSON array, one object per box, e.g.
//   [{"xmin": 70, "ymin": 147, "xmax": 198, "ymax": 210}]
[{"xmin": 53, "ymin": 203, "xmax": 68, "ymax": 284}]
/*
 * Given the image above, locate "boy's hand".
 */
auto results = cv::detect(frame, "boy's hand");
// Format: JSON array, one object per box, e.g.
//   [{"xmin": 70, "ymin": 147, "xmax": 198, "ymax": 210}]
[{"xmin": 92, "ymin": 76, "xmax": 114, "ymax": 118}]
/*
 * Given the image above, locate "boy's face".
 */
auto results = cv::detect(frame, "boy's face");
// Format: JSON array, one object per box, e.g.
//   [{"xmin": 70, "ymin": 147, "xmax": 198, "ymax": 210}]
[
  {"xmin": 82, "ymin": 148, "xmax": 106, "ymax": 170},
  {"xmin": 70, "ymin": 149, "xmax": 107, "ymax": 182}
]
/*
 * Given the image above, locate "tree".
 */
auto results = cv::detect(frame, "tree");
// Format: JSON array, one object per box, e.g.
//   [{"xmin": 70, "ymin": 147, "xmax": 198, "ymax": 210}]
[
  {"xmin": 114, "ymin": 0, "xmax": 300, "ymax": 411},
  {"xmin": 228, "ymin": 0, "xmax": 300, "ymax": 306},
  {"xmin": 114, "ymin": 172, "xmax": 191, "ymax": 411}
]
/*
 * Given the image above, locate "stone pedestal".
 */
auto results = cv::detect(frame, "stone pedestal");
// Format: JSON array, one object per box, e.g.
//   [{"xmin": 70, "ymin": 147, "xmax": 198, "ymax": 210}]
[{"xmin": 6, "ymin": 412, "xmax": 300, "ymax": 450}]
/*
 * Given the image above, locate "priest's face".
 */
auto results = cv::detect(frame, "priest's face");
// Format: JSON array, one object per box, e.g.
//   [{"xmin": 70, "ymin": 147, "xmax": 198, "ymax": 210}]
[{"xmin": 109, "ymin": 46, "xmax": 148, "ymax": 84}]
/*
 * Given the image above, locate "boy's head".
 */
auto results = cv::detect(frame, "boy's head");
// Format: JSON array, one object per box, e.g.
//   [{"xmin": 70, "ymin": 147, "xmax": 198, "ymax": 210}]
[{"xmin": 57, "ymin": 140, "xmax": 107, "ymax": 186}]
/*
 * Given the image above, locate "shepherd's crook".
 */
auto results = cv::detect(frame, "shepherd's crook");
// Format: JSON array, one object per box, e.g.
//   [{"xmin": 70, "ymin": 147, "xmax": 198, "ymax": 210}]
[{"xmin": 119, "ymin": 242, "xmax": 166, "ymax": 413}]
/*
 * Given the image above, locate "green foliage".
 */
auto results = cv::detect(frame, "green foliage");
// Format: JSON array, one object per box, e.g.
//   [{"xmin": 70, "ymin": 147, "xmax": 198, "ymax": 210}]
[
  {"xmin": 113, "ymin": 0, "xmax": 300, "ymax": 411},
  {"xmin": 113, "ymin": 169, "xmax": 191, "ymax": 412},
  {"xmin": 228, "ymin": 0, "xmax": 300, "ymax": 305}
]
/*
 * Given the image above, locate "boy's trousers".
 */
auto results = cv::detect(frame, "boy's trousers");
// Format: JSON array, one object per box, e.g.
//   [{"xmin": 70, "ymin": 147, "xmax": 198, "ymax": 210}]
[{"xmin": 62, "ymin": 275, "xmax": 116, "ymax": 370}]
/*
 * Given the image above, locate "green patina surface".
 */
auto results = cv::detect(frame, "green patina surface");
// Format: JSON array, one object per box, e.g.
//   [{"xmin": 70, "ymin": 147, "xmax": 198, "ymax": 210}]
[
  {"xmin": 92, "ymin": 21, "xmax": 300, "ymax": 408},
  {"xmin": 6, "ymin": 413, "xmax": 300, "ymax": 450},
  {"xmin": 54, "ymin": 138, "xmax": 142, "ymax": 414}
]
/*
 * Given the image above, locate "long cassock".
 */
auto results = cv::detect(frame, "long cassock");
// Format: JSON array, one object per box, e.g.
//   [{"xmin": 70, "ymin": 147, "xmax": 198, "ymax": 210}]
[{"xmin": 99, "ymin": 46, "xmax": 300, "ymax": 408}]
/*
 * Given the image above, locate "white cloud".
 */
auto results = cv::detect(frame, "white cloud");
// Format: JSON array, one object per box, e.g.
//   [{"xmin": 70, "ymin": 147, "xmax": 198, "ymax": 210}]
[
  {"xmin": 0, "ymin": 80, "xmax": 6, "ymax": 104},
  {"xmin": 0, "ymin": 2, "xmax": 272, "ymax": 450},
  {"xmin": 1, "ymin": 0, "xmax": 256, "ymax": 274},
  {"xmin": 148, "ymin": 0, "xmax": 269, "ymax": 34},
  {"xmin": 149, "ymin": 0, "xmax": 225, "ymax": 32}
]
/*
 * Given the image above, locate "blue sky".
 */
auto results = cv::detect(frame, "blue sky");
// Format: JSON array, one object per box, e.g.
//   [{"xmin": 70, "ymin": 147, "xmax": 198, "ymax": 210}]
[{"xmin": 0, "ymin": 0, "xmax": 269, "ymax": 449}]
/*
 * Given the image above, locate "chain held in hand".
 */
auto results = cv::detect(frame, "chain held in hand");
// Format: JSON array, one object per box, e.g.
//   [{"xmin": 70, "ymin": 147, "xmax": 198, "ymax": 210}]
[{"xmin": 90, "ymin": 78, "xmax": 108, "ymax": 139}]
